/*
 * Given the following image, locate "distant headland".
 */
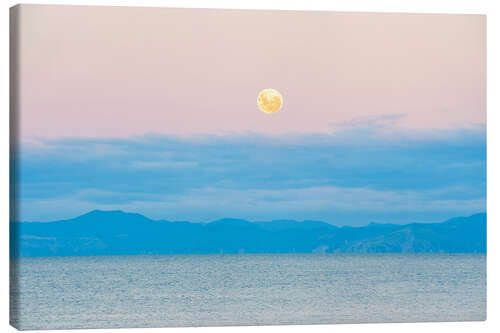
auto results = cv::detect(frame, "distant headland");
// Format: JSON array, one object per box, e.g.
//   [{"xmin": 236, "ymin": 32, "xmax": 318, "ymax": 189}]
[{"xmin": 11, "ymin": 210, "xmax": 486, "ymax": 257}]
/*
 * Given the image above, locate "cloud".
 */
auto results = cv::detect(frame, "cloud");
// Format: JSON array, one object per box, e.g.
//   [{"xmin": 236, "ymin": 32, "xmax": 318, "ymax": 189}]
[
  {"xmin": 131, "ymin": 160, "xmax": 198, "ymax": 169},
  {"xmin": 15, "ymin": 128, "xmax": 486, "ymax": 224},
  {"xmin": 18, "ymin": 185, "xmax": 485, "ymax": 226}
]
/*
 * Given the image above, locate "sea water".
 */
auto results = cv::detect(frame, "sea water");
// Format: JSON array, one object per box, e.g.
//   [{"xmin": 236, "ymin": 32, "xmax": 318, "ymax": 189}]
[{"xmin": 10, "ymin": 254, "xmax": 486, "ymax": 330}]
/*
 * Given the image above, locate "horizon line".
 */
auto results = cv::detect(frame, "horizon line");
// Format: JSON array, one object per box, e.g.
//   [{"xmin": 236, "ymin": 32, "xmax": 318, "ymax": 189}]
[{"xmin": 13, "ymin": 208, "xmax": 487, "ymax": 228}]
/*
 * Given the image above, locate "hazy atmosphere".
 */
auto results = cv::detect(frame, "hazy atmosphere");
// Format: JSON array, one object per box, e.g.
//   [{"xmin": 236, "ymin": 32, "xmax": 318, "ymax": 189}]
[
  {"xmin": 10, "ymin": 6, "xmax": 487, "ymax": 330},
  {"xmin": 15, "ymin": 5, "xmax": 486, "ymax": 225}
]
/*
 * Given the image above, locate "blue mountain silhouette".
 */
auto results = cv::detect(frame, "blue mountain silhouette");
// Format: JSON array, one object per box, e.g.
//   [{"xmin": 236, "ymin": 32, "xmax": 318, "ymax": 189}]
[{"xmin": 10, "ymin": 211, "xmax": 486, "ymax": 257}]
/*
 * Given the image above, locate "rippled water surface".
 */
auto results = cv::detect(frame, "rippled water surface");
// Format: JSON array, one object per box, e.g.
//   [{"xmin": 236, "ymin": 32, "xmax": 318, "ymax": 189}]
[{"xmin": 10, "ymin": 254, "xmax": 486, "ymax": 330}]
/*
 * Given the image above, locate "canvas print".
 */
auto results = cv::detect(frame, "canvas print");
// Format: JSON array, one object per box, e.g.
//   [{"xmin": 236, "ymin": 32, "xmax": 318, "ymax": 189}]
[{"xmin": 9, "ymin": 4, "xmax": 486, "ymax": 330}]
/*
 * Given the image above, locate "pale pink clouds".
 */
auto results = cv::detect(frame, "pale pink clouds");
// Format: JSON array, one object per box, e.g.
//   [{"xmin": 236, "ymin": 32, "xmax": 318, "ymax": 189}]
[{"xmin": 16, "ymin": 5, "xmax": 485, "ymax": 139}]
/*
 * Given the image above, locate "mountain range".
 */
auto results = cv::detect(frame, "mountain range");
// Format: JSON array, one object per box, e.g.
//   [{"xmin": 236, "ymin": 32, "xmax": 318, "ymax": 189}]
[{"xmin": 10, "ymin": 210, "xmax": 486, "ymax": 257}]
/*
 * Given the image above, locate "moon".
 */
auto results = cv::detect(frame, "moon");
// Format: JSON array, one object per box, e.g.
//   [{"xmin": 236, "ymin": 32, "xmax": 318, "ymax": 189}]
[{"xmin": 257, "ymin": 89, "xmax": 283, "ymax": 114}]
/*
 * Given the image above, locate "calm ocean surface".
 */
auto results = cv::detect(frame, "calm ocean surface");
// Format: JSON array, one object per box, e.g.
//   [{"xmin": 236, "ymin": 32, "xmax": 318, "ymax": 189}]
[{"xmin": 10, "ymin": 254, "xmax": 486, "ymax": 330}]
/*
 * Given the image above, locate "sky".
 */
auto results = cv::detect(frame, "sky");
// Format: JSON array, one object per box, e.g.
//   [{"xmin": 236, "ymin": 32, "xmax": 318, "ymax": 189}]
[{"xmin": 14, "ymin": 5, "xmax": 486, "ymax": 225}]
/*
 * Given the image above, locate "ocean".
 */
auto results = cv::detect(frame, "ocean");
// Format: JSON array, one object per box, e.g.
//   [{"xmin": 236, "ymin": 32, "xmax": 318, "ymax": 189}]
[{"xmin": 10, "ymin": 254, "xmax": 486, "ymax": 330}]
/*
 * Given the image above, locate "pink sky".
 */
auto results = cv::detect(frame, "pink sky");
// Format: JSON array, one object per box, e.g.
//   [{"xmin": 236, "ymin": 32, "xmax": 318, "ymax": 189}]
[{"xmin": 16, "ymin": 5, "xmax": 485, "ymax": 139}]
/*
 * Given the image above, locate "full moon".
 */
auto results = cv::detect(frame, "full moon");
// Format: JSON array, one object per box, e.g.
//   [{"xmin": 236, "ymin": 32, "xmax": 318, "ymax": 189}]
[{"xmin": 257, "ymin": 89, "xmax": 283, "ymax": 114}]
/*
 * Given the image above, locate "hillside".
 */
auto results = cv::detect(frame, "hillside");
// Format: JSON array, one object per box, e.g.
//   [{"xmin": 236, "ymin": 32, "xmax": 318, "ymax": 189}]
[{"xmin": 10, "ymin": 211, "xmax": 486, "ymax": 257}]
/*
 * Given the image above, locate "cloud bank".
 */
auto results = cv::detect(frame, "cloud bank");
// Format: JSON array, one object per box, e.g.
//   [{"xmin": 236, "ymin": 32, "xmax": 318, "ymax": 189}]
[{"xmin": 15, "ymin": 127, "xmax": 486, "ymax": 225}]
